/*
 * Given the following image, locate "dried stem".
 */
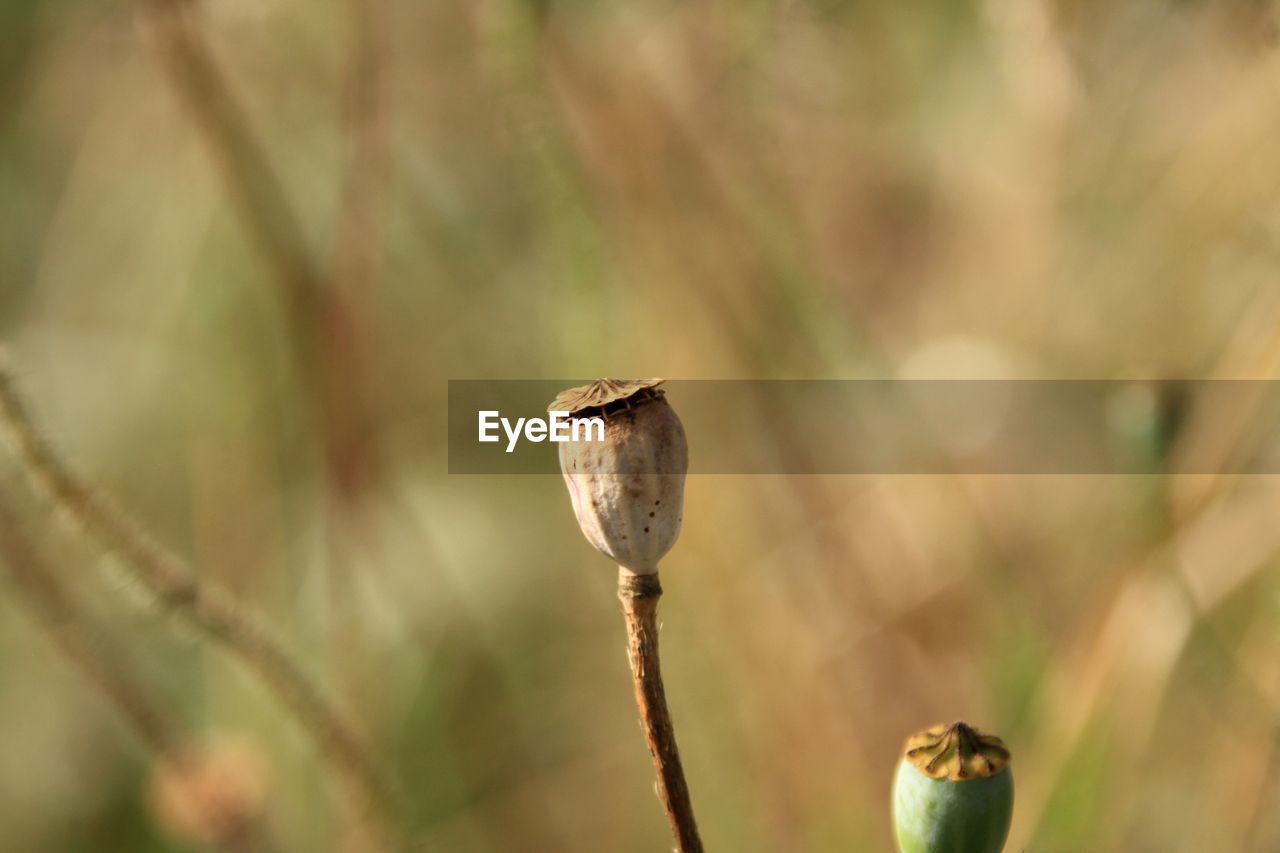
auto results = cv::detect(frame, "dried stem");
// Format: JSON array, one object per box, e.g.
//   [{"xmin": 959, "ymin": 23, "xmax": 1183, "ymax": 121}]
[
  {"xmin": 331, "ymin": 0, "xmax": 391, "ymax": 305},
  {"xmin": 141, "ymin": 0, "xmax": 381, "ymax": 508},
  {"xmin": 140, "ymin": 0, "xmax": 323, "ymax": 342},
  {"xmin": 0, "ymin": 495, "xmax": 276, "ymax": 853},
  {"xmin": 24, "ymin": 4, "xmax": 394, "ymax": 837},
  {"xmin": 617, "ymin": 570, "xmax": 704, "ymax": 853},
  {"xmin": 0, "ymin": 494, "xmax": 182, "ymax": 758},
  {"xmin": 0, "ymin": 365, "xmax": 396, "ymax": 848},
  {"xmin": 322, "ymin": 0, "xmax": 393, "ymax": 752}
]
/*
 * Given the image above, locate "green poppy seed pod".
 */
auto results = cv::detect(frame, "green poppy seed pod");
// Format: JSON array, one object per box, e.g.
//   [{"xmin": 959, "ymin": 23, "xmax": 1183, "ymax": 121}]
[
  {"xmin": 892, "ymin": 722, "xmax": 1014, "ymax": 853},
  {"xmin": 551, "ymin": 379, "xmax": 687, "ymax": 576}
]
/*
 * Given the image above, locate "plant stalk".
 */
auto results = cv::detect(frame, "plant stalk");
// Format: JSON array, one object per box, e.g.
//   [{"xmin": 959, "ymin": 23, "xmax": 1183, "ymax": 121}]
[
  {"xmin": 0, "ymin": 365, "xmax": 395, "ymax": 849},
  {"xmin": 0, "ymin": 495, "xmax": 277, "ymax": 853},
  {"xmin": 617, "ymin": 570, "xmax": 704, "ymax": 853}
]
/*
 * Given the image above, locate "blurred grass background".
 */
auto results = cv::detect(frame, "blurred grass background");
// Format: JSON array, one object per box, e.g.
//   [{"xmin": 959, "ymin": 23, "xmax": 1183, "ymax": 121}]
[{"xmin": 3, "ymin": 0, "xmax": 1280, "ymax": 850}]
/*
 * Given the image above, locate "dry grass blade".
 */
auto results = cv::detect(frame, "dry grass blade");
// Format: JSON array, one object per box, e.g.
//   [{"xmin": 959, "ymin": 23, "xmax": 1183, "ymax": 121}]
[{"xmin": 1009, "ymin": 481, "xmax": 1280, "ymax": 849}]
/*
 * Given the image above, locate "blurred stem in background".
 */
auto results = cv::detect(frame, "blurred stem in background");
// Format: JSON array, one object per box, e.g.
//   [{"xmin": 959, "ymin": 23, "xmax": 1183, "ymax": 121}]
[
  {"xmin": 324, "ymin": 0, "xmax": 394, "ymax": 779},
  {"xmin": 0, "ymin": 493, "xmax": 180, "ymax": 764},
  {"xmin": 0, "ymin": 363, "xmax": 398, "ymax": 850},
  {"xmin": 138, "ymin": 0, "xmax": 386, "ymax": 507},
  {"xmin": 0, "ymin": 494, "xmax": 276, "ymax": 853},
  {"xmin": 1008, "ymin": 304, "xmax": 1280, "ymax": 849},
  {"xmin": 140, "ymin": 0, "xmax": 396, "ymax": 820}
]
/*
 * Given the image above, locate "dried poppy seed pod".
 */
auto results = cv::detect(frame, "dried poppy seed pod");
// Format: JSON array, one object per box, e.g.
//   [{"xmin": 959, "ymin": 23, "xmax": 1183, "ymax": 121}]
[
  {"xmin": 892, "ymin": 721, "xmax": 1014, "ymax": 853},
  {"xmin": 552, "ymin": 379, "xmax": 703, "ymax": 852},
  {"xmin": 551, "ymin": 379, "xmax": 687, "ymax": 576}
]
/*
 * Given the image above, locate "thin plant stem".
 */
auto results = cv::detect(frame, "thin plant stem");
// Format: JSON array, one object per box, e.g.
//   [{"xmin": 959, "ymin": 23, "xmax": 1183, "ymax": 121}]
[
  {"xmin": 1009, "ymin": 296, "xmax": 1280, "ymax": 847},
  {"xmin": 14, "ymin": 0, "xmax": 395, "ymax": 830},
  {"xmin": 141, "ymin": 0, "xmax": 381, "ymax": 508},
  {"xmin": 0, "ymin": 495, "xmax": 277, "ymax": 853},
  {"xmin": 143, "ymin": 1, "xmax": 390, "ymax": 754},
  {"xmin": 331, "ymin": 0, "xmax": 391, "ymax": 306},
  {"xmin": 0, "ymin": 495, "xmax": 181, "ymax": 758},
  {"xmin": 325, "ymin": 0, "xmax": 391, "ymax": 504},
  {"xmin": 140, "ymin": 0, "xmax": 323, "ymax": 341},
  {"xmin": 617, "ymin": 571, "xmax": 704, "ymax": 853},
  {"xmin": 319, "ymin": 0, "xmax": 394, "ymax": 777},
  {"xmin": 0, "ymin": 365, "xmax": 396, "ymax": 848}
]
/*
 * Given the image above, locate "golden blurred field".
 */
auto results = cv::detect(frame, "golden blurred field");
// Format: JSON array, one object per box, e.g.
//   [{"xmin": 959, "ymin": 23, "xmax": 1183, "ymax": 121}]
[{"xmin": 3, "ymin": 1, "xmax": 1280, "ymax": 851}]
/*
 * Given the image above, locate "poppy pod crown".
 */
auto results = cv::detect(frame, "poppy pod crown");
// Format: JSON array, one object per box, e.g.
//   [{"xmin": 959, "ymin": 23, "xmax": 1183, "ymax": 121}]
[{"xmin": 904, "ymin": 722, "xmax": 1011, "ymax": 781}]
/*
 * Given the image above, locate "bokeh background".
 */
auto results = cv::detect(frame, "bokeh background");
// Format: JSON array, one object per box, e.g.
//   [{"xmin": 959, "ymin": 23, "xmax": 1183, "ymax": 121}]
[{"xmin": 3, "ymin": 0, "xmax": 1280, "ymax": 850}]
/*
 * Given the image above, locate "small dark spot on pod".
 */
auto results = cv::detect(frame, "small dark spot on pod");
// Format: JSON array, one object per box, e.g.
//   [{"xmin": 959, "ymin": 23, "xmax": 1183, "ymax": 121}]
[
  {"xmin": 644, "ymin": 527, "xmax": 650, "ymax": 533},
  {"xmin": 649, "ymin": 512, "xmax": 655, "ymax": 518}
]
